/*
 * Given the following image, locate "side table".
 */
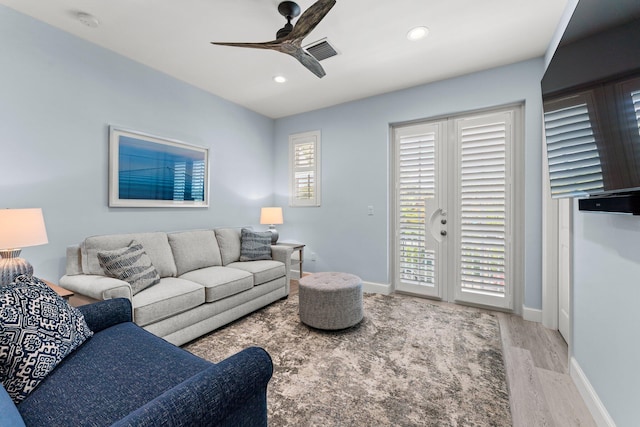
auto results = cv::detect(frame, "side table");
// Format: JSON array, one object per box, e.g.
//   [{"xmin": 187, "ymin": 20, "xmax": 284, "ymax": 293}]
[
  {"xmin": 277, "ymin": 242, "xmax": 305, "ymax": 279},
  {"xmin": 42, "ymin": 279, "xmax": 98, "ymax": 307},
  {"xmin": 42, "ymin": 279, "xmax": 73, "ymax": 300}
]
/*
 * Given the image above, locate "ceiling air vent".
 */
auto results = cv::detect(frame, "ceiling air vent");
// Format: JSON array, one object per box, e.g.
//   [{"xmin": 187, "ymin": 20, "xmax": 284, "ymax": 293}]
[{"xmin": 304, "ymin": 39, "xmax": 338, "ymax": 62}]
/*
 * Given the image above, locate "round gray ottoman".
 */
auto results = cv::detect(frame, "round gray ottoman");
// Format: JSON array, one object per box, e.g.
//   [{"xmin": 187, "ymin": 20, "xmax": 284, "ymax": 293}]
[{"xmin": 298, "ymin": 272, "xmax": 364, "ymax": 330}]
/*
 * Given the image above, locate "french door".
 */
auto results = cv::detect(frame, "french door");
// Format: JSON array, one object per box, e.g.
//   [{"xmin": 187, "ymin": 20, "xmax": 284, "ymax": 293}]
[{"xmin": 393, "ymin": 107, "xmax": 519, "ymax": 310}]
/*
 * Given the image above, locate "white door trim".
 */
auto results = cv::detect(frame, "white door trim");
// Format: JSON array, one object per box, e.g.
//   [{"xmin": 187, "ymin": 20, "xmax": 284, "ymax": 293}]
[
  {"xmin": 542, "ymin": 200, "xmax": 560, "ymax": 329},
  {"xmin": 542, "ymin": 111, "xmax": 559, "ymax": 330},
  {"xmin": 558, "ymin": 198, "xmax": 571, "ymax": 341}
]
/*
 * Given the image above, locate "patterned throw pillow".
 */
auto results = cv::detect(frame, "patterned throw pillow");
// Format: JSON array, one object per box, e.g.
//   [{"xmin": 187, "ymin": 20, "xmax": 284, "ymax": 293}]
[
  {"xmin": 239, "ymin": 228, "xmax": 273, "ymax": 261},
  {"xmin": 97, "ymin": 241, "xmax": 161, "ymax": 295},
  {"xmin": 0, "ymin": 275, "xmax": 93, "ymax": 403}
]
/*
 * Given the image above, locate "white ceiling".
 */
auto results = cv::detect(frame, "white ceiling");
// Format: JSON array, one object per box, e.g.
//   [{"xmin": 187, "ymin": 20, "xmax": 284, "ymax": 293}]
[{"xmin": 1, "ymin": 0, "xmax": 569, "ymax": 119}]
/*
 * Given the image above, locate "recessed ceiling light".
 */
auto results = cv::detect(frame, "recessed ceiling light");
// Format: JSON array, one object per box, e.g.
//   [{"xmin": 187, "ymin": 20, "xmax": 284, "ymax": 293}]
[
  {"xmin": 273, "ymin": 76, "xmax": 287, "ymax": 83},
  {"xmin": 407, "ymin": 26, "xmax": 429, "ymax": 41},
  {"xmin": 76, "ymin": 11, "xmax": 100, "ymax": 28}
]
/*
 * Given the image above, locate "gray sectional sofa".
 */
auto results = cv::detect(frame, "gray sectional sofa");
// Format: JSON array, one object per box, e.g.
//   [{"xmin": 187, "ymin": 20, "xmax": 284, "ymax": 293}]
[{"xmin": 59, "ymin": 228, "xmax": 292, "ymax": 346}]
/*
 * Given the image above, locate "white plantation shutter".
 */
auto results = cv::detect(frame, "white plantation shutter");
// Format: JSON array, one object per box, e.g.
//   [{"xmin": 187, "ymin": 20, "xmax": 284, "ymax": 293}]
[
  {"xmin": 294, "ymin": 143, "xmax": 316, "ymax": 200},
  {"xmin": 289, "ymin": 130, "xmax": 321, "ymax": 207},
  {"xmin": 455, "ymin": 112, "xmax": 512, "ymax": 301},
  {"xmin": 397, "ymin": 130, "xmax": 436, "ymax": 286},
  {"xmin": 543, "ymin": 92, "xmax": 604, "ymax": 198}
]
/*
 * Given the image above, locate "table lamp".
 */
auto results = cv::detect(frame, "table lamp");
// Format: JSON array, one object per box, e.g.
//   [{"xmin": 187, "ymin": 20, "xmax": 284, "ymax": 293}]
[
  {"xmin": 0, "ymin": 208, "xmax": 49, "ymax": 285},
  {"xmin": 260, "ymin": 207, "xmax": 283, "ymax": 244}
]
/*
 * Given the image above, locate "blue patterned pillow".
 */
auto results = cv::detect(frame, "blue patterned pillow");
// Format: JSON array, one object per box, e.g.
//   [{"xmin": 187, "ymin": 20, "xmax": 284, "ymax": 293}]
[
  {"xmin": 0, "ymin": 275, "xmax": 93, "ymax": 403},
  {"xmin": 240, "ymin": 228, "xmax": 273, "ymax": 261}
]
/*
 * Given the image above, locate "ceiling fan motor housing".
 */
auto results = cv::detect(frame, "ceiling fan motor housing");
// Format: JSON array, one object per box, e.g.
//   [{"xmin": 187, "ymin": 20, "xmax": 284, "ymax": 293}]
[
  {"xmin": 277, "ymin": 1, "xmax": 300, "ymax": 39},
  {"xmin": 278, "ymin": 1, "xmax": 301, "ymax": 19},
  {"xmin": 277, "ymin": 23, "xmax": 294, "ymax": 39}
]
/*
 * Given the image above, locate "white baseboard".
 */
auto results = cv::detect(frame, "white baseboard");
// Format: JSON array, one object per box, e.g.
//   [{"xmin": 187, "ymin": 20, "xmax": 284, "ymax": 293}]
[
  {"xmin": 522, "ymin": 305, "xmax": 543, "ymax": 323},
  {"xmin": 570, "ymin": 357, "xmax": 616, "ymax": 427},
  {"xmin": 362, "ymin": 281, "xmax": 392, "ymax": 295}
]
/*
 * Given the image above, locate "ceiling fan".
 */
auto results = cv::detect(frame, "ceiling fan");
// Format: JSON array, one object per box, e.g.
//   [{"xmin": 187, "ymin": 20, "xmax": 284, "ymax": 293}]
[{"xmin": 211, "ymin": 0, "xmax": 337, "ymax": 78}]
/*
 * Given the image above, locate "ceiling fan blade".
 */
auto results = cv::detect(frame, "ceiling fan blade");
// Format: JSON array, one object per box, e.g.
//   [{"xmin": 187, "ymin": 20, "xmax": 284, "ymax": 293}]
[
  {"xmin": 291, "ymin": 48, "xmax": 327, "ymax": 78},
  {"xmin": 288, "ymin": 0, "xmax": 336, "ymax": 41},
  {"xmin": 211, "ymin": 41, "xmax": 282, "ymax": 51}
]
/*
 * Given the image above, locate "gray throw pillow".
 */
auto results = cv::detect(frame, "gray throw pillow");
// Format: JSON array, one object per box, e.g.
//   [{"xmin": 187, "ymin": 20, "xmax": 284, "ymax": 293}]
[
  {"xmin": 240, "ymin": 228, "xmax": 273, "ymax": 261},
  {"xmin": 97, "ymin": 241, "xmax": 160, "ymax": 294},
  {"xmin": 0, "ymin": 275, "xmax": 93, "ymax": 403}
]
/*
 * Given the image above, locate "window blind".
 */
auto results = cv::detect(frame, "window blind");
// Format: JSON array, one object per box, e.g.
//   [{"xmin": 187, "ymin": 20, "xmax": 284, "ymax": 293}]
[
  {"xmin": 544, "ymin": 93, "xmax": 604, "ymax": 198},
  {"xmin": 289, "ymin": 131, "xmax": 321, "ymax": 206},
  {"xmin": 398, "ymin": 132, "xmax": 436, "ymax": 286},
  {"xmin": 458, "ymin": 120, "xmax": 507, "ymax": 296},
  {"xmin": 293, "ymin": 142, "xmax": 315, "ymax": 201}
]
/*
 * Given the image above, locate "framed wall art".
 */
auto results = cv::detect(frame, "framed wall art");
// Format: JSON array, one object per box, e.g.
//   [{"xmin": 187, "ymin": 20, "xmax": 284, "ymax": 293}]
[{"xmin": 109, "ymin": 127, "xmax": 209, "ymax": 207}]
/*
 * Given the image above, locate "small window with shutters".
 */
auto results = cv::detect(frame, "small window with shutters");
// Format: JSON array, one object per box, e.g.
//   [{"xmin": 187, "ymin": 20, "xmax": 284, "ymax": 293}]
[{"xmin": 289, "ymin": 130, "xmax": 321, "ymax": 207}]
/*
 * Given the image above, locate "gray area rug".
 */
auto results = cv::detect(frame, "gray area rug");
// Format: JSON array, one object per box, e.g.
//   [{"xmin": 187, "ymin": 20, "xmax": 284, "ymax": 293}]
[{"xmin": 185, "ymin": 293, "xmax": 512, "ymax": 426}]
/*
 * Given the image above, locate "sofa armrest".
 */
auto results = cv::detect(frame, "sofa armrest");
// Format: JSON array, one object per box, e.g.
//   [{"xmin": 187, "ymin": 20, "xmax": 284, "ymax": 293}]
[
  {"xmin": 111, "ymin": 346, "xmax": 273, "ymax": 427},
  {"xmin": 270, "ymin": 245, "xmax": 293, "ymax": 265},
  {"xmin": 77, "ymin": 298, "xmax": 133, "ymax": 333},
  {"xmin": 271, "ymin": 245, "xmax": 293, "ymax": 294},
  {"xmin": 59, "ymin": 274, "xmax": 132, "ymax": 302}
]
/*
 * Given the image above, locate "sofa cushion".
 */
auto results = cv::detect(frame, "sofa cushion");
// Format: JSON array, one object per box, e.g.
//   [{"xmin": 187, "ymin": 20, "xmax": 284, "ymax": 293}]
[
  {"xmin": 180, "ymin": 266, "xmax": 253, "ymax": 303},
  {"xmin": 132, "ymin": 278, "xmax": 204, "ymax": 327},
  {"xmin": 168, "ymin": 230, "xmax": 222, "ymax": 275},
  {"xmin": 239, "ymin": 228, "xmax": 272, "ymax": 262},
  {"xmin": 227, "ymin": 260, "xmax": 286, "ymax": 286},
  {"xmin": 81, "ymin": 232, "xmax": 177, "ymax": 278},
  {"xmin": 97, "ymin": 241, "xmax": 160, "ymax": 295},
  {"xmin": 0, "ymin": 276, "xmax": 93, "ymax": 403},
  {"xmin": 214, "ymin": 228, "xmax": 242, "ymax": 266}
]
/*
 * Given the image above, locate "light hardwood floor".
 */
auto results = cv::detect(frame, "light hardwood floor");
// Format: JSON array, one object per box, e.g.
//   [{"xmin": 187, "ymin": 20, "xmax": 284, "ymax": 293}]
[
  {"xmin": 290, "ymin": 280, "xmax": 596, "ymax": 426},
  {"xmin": 497, "ymin": 312, "xmax": 596, "ymax": 427}
]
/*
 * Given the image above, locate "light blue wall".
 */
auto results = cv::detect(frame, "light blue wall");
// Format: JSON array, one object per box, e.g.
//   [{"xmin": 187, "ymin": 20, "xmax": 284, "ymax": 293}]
[
  {"xmin": 0, "ymin": 6, "xmax": 275, "ymax": 281},
  {"xmin": 274, "ymin": 59, "xmax": 546, "ymax": 310},
  {"xmin": 573, "ymin": 209, "xmax": 640, "ymax": 426}
]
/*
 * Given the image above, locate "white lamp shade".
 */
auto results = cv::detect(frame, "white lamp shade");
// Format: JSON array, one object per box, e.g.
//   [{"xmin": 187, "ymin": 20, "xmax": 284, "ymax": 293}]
[
  {"xmin": 0, "ymin": 208, "xmax": 49, "ymax": 250},
  {"xmin": 260, "ymin": 207, "xmax": 283, "ymax": 225}
]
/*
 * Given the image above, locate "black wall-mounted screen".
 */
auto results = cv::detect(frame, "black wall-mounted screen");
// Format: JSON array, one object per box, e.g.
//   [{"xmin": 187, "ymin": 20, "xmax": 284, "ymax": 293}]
[{"xmin": 542, "ymin": 0, "xmax": 640, "ymax": 199}]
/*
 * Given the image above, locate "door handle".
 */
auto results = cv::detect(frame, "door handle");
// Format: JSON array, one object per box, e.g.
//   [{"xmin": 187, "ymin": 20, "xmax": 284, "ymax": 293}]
[{"xmin": 428, "ymin": 206, "xmax": 446, "ymax": 242}]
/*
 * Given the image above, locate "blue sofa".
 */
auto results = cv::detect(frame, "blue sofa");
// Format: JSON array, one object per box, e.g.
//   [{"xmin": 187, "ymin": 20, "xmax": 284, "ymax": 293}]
[{"xmin": 1, "ymin": 298, "xmax": 273, "ymax": 427}]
